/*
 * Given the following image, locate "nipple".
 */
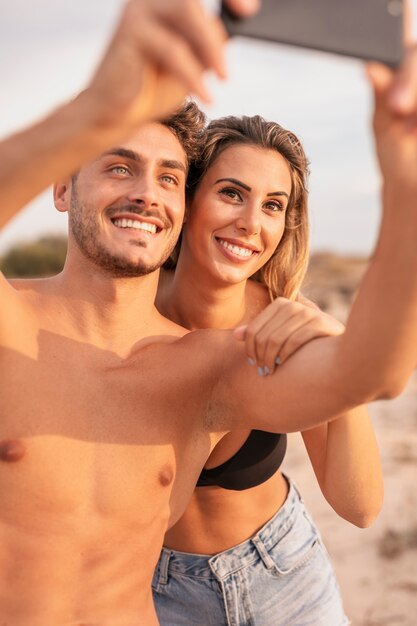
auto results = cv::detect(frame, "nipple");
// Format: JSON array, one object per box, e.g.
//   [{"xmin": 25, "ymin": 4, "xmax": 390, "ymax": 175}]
[
  {"xmin": 0, "ymin": 439, "xmax": 26, "ymax": 463},
  {"xmin": 158, "ymin": 465, "xmax": 174, "ymax": 487}
]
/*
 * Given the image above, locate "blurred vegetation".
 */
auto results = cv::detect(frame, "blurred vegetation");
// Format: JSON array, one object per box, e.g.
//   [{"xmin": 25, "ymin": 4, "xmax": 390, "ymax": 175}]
[{"xmin": 0, "ymin": 235, "xmax": 67, "ymax": 278}]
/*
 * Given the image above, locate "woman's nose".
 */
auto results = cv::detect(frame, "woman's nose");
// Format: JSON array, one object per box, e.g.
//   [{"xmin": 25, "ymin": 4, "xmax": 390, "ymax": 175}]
[{"xmin": 235, "ymin": 205, "xmax": 260, "ymax": 235}]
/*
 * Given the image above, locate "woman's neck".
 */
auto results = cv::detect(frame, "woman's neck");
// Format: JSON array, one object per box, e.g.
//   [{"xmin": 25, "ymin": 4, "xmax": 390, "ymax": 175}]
[{"xmin": 157, "ymin": 263, "xmax": 248, "ymax": 331}]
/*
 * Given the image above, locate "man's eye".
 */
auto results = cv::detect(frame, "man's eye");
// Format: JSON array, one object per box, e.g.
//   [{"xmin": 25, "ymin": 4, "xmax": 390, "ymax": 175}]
[
  {"xmin": 161, "ymin": 175, "xmax": 177, "ymax": 185},
  {"xmin": 110, "ymin": 166, "xmax": 130, "ymax": 175}
]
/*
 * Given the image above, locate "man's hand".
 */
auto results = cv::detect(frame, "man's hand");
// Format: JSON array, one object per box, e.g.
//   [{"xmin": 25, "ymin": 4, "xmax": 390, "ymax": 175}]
[
  {"xmin": 82, "ymin": 0, "xmax": 262, "ymax": 133},
  {"xmin": 224, "ymin": 0, "xmax": 260, "ymax": 17},
  {"xmin": 82, "ymin": 0, "xmax": 227, "ymax": 134}
]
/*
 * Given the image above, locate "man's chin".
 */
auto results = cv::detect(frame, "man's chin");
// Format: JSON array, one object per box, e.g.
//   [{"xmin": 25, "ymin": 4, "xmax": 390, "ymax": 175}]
[{"xmin": 97, "ymin": 255, "xmax": 163, "ymax": 278}]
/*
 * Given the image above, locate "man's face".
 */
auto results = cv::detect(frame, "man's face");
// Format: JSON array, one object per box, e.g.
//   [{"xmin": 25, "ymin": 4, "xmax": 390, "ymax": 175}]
[{"xmin": 61, "ymin": 123, "xmax": 187, "ymax": 277}]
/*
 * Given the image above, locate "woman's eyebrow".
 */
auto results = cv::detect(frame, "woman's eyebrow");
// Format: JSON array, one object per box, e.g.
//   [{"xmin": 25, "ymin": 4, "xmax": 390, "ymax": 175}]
[
  {"xmin": 215, "ymin": 177, "xmax": 251, "ymax": 191},
  {"xmin": 215, "ymin": 177, "xmax": 289, "ymax": 199},
  {"xmin": 267, "ymin": 191, "xmax": 289, "ymax": 199}
]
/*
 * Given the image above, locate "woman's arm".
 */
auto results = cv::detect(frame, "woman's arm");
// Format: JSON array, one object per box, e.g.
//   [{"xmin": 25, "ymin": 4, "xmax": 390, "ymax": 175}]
[
  {"xmin": 302, "ymin": 409, "xmax": 383, "ymax": 528},
  {"xmin": 235, "ymin": 297, "xmax": 384, "ymax": 527}
]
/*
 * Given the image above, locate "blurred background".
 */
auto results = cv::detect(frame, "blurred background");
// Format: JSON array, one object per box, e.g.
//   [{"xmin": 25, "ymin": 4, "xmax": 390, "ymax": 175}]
[{"xmin": 1, "ymin": 1, "xmax": 416, "ymax": 623}]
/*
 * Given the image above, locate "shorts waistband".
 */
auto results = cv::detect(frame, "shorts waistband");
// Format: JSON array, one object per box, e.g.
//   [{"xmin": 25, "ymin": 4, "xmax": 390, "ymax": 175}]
[{"xmin": 156, "ymin": 476, "xmax": 304, "ymax": 582}]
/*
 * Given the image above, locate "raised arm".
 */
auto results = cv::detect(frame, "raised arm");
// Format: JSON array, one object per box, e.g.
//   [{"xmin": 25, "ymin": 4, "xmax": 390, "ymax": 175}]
[
  {"xmin": 0, "ymin": 0, "xmax": 234, "ymax": 230},
  {"xmin": 209, "ymin": 47, "xmax": 417, "ymax": 434}
]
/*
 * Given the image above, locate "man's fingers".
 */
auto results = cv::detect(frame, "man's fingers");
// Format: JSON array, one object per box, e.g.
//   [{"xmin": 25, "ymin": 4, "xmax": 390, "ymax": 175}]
[
  {"xmin": 163, "ymin": 5, "xmax": 228, "ymax": 79},
  {"xmin": 225, "ymin": 0, "xmax": 260, "ymax": 17},
  {"xmin": 388, "ymin": 45, "xmax": 417, "ymax": 115},
  {"xmin": 138, "ymin": 22, "xmax": 211, "ymax": 102},
  {"xmin": 366, "ymin": 62, "xmax": 394, "ymax": 95}
]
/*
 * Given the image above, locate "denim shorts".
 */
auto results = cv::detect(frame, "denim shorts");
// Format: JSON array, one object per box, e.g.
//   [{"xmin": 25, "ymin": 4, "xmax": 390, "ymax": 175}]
[{"xmin": 152, "ymin": 477, "xmax": 350, "ymax": 626}]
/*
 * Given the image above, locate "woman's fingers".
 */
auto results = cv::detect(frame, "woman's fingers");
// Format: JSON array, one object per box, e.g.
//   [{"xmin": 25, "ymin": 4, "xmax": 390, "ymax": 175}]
[
  {"xmin": 234, "ymin": 298, "xmax": 345, "ymax": 376},
  {"xmin": 256, "ymin": 308, "xmax": 315, "ymax": 373},
  {"xmin": 239, "ymin": 298, "xmax": 298, "ymax": 368},
  {"xmin": 278, "ymin": 318, "xmax": 342, "ymax": 363}
]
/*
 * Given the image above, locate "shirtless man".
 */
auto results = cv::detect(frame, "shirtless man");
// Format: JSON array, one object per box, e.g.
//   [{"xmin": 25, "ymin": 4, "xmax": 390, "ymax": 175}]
[{"xmin": 2, "ymin": 0, "xmax": 417, "ymax": 624}]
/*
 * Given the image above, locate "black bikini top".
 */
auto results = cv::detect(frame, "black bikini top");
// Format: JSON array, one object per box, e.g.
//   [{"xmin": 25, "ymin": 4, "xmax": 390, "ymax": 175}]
[{"xmin": 196, "ymin": 430, "xmax": 287, "ymax": 491}]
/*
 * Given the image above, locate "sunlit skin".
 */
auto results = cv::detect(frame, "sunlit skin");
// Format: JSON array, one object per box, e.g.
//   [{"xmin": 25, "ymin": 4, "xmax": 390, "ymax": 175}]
[
  {"xmin": 158, "ymin": 143, "xmax": 383, "ymax": 556},
  {"xmin": 55, "ymin": 123, "xmax": 187, "ymax": 278},
  {"xmin": 181, "ymin": 145, "xmax": 292, "ymax": 289},
  {"xmin": 1, "ymin": 0, "xmax": 417, "ymax": 622},
  {"xmin": 0, "ymin": 123, "xmax": 232, "ymax": 626}
]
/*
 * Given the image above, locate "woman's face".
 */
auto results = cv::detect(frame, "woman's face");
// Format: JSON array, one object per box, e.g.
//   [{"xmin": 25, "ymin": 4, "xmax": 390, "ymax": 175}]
[{"xmin": 183, "ymin": 144, "xmax": 293, "ymax": 286}]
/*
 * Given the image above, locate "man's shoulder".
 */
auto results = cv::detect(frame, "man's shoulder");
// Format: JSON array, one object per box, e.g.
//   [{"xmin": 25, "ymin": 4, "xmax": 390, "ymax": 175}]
[
  {"xmin": 153, "ymin": 328, "xmax": 241, "ymax": 375},
  {"xmin": 175, "ymin": 327, "xmax": 236, "ymax": 352},
  {"xmin": 0, "ymin": 272, "xmax": 51, "ymax": 295}
]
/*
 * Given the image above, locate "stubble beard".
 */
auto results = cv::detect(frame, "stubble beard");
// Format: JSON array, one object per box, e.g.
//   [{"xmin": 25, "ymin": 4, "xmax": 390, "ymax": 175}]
[{"xmin": 69, "ymin": 187, "xmax": 177, "ymax": 278}]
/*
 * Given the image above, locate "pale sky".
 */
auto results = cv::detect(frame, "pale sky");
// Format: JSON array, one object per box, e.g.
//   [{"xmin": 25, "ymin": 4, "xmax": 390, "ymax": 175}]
[{"xmin": 1, "ymin": 0, "xmax": 416, "ymax": 254}]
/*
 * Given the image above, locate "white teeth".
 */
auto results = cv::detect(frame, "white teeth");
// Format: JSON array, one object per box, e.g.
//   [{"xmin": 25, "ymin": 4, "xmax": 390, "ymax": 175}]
[
  {"xmin": 113, "ymin": 218, "xmax": 157, "ymax": 233},
  {"xmin": 218, "ymin": 239, "xmax": 254, "ymax": 258}
]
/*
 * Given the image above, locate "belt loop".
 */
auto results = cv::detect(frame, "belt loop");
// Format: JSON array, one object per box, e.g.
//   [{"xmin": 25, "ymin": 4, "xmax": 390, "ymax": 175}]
[
  {"xmin": 158, "ymin": 548, "xmax": 171, "ymax": 585},
  {"xmin": 252, "ymin": 536, "xmax": 275, "ymax": 570}
]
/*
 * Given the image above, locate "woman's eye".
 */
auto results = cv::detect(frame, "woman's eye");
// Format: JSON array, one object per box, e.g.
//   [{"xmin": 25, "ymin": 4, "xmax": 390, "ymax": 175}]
[
  {"xmin": 264, "ymin": 200, "xmax": 284, "ymax": 212},
  {"xmin": 219, "ymin": 187, "xmax": 242, "ymax": 201}
]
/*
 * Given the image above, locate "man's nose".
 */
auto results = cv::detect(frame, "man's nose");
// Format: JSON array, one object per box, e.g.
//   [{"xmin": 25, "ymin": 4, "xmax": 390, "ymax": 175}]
[{"xmin": 128, "ymin": 176, "xmax": 159, "ymax": 207}]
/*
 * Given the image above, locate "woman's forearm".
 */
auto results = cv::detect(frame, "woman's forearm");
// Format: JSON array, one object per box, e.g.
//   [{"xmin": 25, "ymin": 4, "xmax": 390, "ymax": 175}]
[{"xmin": 302, "ymin": 407, "xmax": 384, "ymax": 527}]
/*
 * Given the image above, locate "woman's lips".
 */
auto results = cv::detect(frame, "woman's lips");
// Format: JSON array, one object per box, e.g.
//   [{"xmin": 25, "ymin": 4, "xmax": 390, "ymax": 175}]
[{"xmin": 215, "ymin": 237, "xmax": 259, "ymax": 262}]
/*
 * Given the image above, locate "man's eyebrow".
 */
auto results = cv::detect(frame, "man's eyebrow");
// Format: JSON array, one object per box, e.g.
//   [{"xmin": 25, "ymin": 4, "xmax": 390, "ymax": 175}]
[
  {"xmin": 100, "ymin": 150, "xmax": 186, "ymax": 174},
  {"xmin": 102, "ymin": 148, "xmax": 142, "ymax": 162},
  {"xmin": 215, "ymin": 177, "xmax": 289, "ymax": 199},
  {"xmin": 159, "ymin": 159, "xmax": 186, "ymax": 175}
]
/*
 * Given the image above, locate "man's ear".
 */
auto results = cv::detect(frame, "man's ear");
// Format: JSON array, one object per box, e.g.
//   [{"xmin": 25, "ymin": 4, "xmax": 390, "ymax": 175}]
[{"xmin": 53, "ymin": 180, "xmax": 71, "ymax": 213}]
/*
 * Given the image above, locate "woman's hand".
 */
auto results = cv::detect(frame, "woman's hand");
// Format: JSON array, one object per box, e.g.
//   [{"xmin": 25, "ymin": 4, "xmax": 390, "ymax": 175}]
[{"xmin": 233, "ymin": 297, "xmax": 345, "ymax": 375}]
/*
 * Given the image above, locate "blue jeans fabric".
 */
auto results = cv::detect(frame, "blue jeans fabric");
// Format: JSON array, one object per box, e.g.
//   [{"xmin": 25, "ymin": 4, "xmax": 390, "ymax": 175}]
[{"xmin": 152, "ymin": 478, "xmax": 350, "ymax": 626}]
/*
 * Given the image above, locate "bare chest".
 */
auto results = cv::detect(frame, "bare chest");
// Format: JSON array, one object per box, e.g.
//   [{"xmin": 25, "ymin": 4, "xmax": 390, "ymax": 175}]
[{"xmin": 0, "ymin": 335, "xmax": 211, "ymax": 533}]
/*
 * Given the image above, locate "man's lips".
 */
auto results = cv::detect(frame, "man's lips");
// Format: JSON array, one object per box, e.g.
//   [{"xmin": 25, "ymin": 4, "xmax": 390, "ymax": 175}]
[
  {"xmin": 110, "ymin": 212, "xmax": 165, "ymax": 234},
  {"xmin": 112, "ymin": 217, "xmax": 158, "ymax": 234}
]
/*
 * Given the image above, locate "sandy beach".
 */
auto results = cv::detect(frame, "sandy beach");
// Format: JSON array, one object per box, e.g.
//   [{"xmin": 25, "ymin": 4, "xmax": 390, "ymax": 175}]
[{"xmin": 284, "ymin": 255, "xmax": 417, "ymax": 625}]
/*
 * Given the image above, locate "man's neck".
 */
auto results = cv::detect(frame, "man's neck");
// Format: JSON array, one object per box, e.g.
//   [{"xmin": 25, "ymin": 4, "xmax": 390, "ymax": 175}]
[{"xmin": 41, "ymin": 257, "xmax": 165, "ymax": 356}]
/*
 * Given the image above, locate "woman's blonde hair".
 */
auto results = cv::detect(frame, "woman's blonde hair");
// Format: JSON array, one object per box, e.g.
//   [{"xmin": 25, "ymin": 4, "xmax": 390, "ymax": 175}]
[{"xmin": 168, "ymin": 114, "xmax": 310, "ymax": 301}]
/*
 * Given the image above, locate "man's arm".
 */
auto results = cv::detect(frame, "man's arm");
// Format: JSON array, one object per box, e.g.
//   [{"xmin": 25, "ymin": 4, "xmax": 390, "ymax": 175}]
[
  {"xmin": 209, "ymin": 48, "xmax": 417, "ymax": 434},
  {"xmin": 0, "ymin": 0, "xmax": 257, "ymax": 231}
]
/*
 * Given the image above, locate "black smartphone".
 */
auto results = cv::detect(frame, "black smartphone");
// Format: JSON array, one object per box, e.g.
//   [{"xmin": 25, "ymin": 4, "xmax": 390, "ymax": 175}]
[{"xmin": 221, "ymin": 0, "xmax": 404, "ymax": 67}]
